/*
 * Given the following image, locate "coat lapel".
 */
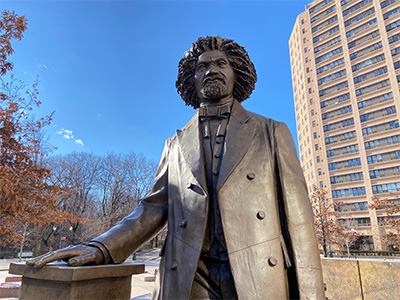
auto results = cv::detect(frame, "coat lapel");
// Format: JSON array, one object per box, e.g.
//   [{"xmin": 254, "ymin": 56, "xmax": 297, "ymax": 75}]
[
  {"xmin": 176, "ymin": 111, "xmax": 207, "ymax": 191},
  {"xmin": 177, "ymin": 101, "xmax": 256, "ymax": 193},
  {"xmin": 217, "ymin": 101, "xmax": 256, "ymax": 191}
]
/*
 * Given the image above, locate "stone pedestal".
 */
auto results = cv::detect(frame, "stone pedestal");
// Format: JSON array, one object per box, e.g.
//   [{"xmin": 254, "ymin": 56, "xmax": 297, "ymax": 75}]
[{"xmin": 9, "ymin": 262, "xmax": 145, "ymax": 300}]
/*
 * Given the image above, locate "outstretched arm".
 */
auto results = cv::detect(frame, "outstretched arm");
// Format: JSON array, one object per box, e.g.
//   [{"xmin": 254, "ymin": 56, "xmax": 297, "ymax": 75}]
[{"xmin": 26, "ymin": 245, "xmax": 103, "ymax": 268}]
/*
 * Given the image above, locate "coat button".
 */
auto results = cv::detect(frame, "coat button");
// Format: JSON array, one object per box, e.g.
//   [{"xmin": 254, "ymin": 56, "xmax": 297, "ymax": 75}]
[
  {"xmin": 246, "ymin": 173, "xmax": 255, "ymax": 180},
  {"xmin": 171, "ymin": 262, "xmax": 178, "ymax": 270},
  {"xmin": 257, "ymin": 211, "xmax": 265, "ymax": 220},
  {"xmin": 186, "ymin": 182, "xmax": 193, "ymax": 189},
  {"xmin": 179, "ymin": 219, "xmax": 187, "ymax": 227},
  {"xmin": 268, "ymin": 257, "xmax": 278, "ymax": 267}
]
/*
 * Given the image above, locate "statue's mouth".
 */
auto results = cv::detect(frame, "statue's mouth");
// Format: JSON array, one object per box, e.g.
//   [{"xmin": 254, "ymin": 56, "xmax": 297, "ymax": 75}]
[{"xmin": 204, "ymin": 77, "xmax": 225, "ymax": 85}]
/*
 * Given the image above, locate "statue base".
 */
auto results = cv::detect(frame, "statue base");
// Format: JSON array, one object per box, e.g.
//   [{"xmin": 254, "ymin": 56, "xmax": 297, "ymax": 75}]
[{"xmin": 9, "ymin": 262, "xmax": 145, "ymax": 300}]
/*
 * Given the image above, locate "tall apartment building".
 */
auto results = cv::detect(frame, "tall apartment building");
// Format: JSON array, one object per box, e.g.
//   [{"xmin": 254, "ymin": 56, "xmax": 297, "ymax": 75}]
[{"xmin": 289, "ymin": 0, "xmax": 400, "ymax": 250}]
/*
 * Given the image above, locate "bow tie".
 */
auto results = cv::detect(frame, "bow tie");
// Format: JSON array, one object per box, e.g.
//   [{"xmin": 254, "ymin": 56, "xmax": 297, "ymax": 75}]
[{"xmin": 198, "ymin": 105, "xmax": 231, "ymax": 121}]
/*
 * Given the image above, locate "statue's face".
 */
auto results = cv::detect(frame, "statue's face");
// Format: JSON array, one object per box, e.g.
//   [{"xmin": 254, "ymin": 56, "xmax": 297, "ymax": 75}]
[{"xmin": 194, "ymin": 50, "xmax": 235, "ymax": 104}]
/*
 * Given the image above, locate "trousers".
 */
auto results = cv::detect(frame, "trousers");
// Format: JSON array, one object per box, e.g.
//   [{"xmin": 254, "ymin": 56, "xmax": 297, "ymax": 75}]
[{"xmin": 190, "ymin": 258, "xmax": 238, "ymax": 300}]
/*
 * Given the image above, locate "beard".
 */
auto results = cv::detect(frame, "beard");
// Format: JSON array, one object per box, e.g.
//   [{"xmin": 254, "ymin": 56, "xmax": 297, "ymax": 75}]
[{"xmin": 201, "ymin": 82, "xmax": 226, "ymax": 100}]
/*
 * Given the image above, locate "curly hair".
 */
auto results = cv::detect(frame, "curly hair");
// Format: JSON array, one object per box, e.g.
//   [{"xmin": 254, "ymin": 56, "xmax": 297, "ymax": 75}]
[{"xmin": 176, "ymin": 36, "xmax": 257, "ymax": 109}]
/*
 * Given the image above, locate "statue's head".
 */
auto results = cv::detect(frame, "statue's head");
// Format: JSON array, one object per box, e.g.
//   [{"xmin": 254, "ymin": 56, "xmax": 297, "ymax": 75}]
[{"xmin": 176, "ymin": 36, "xmax": 257, "ymax": 109}]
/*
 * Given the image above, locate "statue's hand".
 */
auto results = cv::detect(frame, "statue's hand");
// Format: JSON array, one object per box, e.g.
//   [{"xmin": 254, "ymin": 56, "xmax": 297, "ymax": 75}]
[{"xmin": 26, "ymin": 245, "xmax": 104, "ymax": 268}]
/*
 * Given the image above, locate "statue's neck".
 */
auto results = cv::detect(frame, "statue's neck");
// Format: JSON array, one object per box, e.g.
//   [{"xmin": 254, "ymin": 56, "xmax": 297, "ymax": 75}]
[{"xmin": 200, "ymin": 96, "xmax": 234, "ymax": 108}]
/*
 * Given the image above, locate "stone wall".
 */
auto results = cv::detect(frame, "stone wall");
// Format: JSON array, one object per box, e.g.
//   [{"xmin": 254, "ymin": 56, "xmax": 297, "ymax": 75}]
[{"xmin": 322, "ymin": 258, "xmax": 400, "ymax": 300}]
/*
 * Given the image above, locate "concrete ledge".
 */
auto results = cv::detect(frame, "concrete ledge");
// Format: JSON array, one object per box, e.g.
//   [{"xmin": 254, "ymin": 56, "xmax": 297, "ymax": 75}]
[
  {"xmin": 9, "ymin": 262, "xmax": 145, "ymax": 300},
  {"xmin": 5, "ymin": 276, "xmax": 22, "ymax": 283},
  {"xmin": 136, "ymin": 274, "xmax": 156, "ymax": 282},
  {"xmin": 0, "ymin": 283, "xmax": 20, "ymax": 298},
  {"xmin": 322, "ymin": 258, "xmax": 400, "ymax": 300}
]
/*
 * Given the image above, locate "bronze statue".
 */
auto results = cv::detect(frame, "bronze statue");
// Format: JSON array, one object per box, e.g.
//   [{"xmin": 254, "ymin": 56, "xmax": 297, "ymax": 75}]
[{"xmin": 28, "ymin": 36, "xmax": 325, "ymax": 299}]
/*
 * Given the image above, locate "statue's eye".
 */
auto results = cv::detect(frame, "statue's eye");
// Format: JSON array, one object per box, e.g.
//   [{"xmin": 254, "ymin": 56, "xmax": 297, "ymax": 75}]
[
  {"xmin": 217, "ymin": 61, "xmax": 227, "ymax": 67},
  {"xmin": 197, "ymin": 64, "xmax": 206, "ymax": 72}
]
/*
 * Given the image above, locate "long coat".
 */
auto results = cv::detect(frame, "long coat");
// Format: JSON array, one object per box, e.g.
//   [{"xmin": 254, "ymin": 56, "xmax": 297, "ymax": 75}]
[{"xmin": 93, "ymin": 100, "xmax": 325, "ymax": 299}]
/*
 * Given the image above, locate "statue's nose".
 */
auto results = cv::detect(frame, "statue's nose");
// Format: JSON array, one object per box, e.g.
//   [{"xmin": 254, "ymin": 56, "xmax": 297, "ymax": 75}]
[{"xmin": 205, "ymin": 65, "xmax": 218, "ymax": 75}]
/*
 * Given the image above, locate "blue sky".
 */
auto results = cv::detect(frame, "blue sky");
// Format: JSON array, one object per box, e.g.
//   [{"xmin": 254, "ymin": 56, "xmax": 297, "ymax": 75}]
[{"xmin": 1, "ymin": 0, "xmax": 309, "ymax": 162}]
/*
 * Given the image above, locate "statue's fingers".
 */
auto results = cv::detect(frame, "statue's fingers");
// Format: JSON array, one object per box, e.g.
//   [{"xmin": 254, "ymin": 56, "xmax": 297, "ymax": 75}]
[
  {"xmin": 26, "ymin": 255, "xmax": 44, "ymax": 266},
  {"xmin": 32, "ymin": 251, "xmax": 70, "ymax": 268},
  {"xmin": 67, "ymin": 252, "xmax": 98, "ymax": 266}
]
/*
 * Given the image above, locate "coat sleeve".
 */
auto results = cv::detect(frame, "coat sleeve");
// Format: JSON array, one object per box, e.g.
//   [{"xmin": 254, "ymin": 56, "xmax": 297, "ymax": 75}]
[
  {"xmin": 274, "ymin": 121, "xmax": 325, "ymax": 300},
  {"xmin": 90, "ymin": 139, "xmax": 170, "ymax": 263}
]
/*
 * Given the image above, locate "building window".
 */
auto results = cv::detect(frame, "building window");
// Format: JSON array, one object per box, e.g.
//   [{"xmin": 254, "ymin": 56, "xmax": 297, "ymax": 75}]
[
  {"xmin": 322, "ymin": 105, "xmax": 352, "ymax": 120},
  {"xmin": 331, "ymin": 172, "xmax": 364, "ymax": 184},
  {"xmin": 368, "ymin": 150, "xmax": 400, "ymax": 164},
  {"xmin": 312, "ymin": 121, "xmax": 316, "ymax": 127},
  {"xmin": 360, "ymin": 106, "xmax": 396, "ymax": 122},
  {"xmin": 314, "ymin": 36, "xmax": 342, "ymax": 54},
  {"xmin": 304, "ymin": 48, "xmax": 308, "ymax": 53},
  {"xmin": 325, "ymin": 131, "xmax": 356, "ymax": 145},
  {"xmin": 332, "ymin": 187, "xmax": 366, "ymax": 198},
  {"xmin": 356, "ymin": 79, "xmax": 390, "ymax": 97},
  {"xmin": 302, "ymin": 19, "xmax": 304, "ymax": 24},
  {"xmin": 318, "ymin": 69, "xmax": 347, "ymax": 86},
  {"xmin": 311, "ymin": 109, "xmax": 315, "ymax": 116},
  {"xmin": 317, "ymin": 156, "xmax": 320, "ymax": 163},
  {"xmin": 329, "ymin": 158, "xmax": 361, "ymax": 170},
  {"xmin": 323, "ymin": 118, "xmax": 354, "ymax": 132},
  {"xmin": 353, "ymin": 66, "xmax": 387, "ymax": 85},
  {"xmin": 320, "ymin": 93, "xmax": 350, "ymax": 109},
  {"xmin": 372, "ymin": 182, "xmax": 400, "ymax": 194},
  {"xmin": 365, "ymin": 134, "xmax": 400, "ymax": 150},
  {"xmin": 303, "ymin": 38, "xmax": 306, "ymax": 43},
  {"xmin": 309, "ymin": 88, "xmax": 312, "ymax": 94},
  {"xmin": 313, "ymin": 132, "xmax": 317, "ymax": 139},
  {"xmin": 316, "ymin": 58, "xmax": 345, "ymax": 75},
  {"xmin": 302, "ymin": 28, "xmax": 305, "ymax": 34},
  {"xmin": 315, "ymin": 47, "xmax": 343, "ymax": 64},
  {"xmin": 307, "ymin": 67, "xmax": 309, "ymax": 73},
  {"xmin": 348, "ymin": 30, "xmax": 380, "ymax": 49},
  {"xmin": 315, "ymin": 144, "xmax": 319, "ymax": 150},
  {"xmin": 318, "ymin": 168, "xmax": 322, "ymax": 175},
  {"xmin": 305, "ymin": 57, "xmax": 309, "ymax": 63},
  {"xmin": 310, "ymin": 99, "xmax": 313, "ymax": 105},
  {"xmin": 343, "ymin": 0, "xmax": 373, "ymax": 17},
  {"xmin": 350, "ymin": 42, "xmax": 382, "ymax": 60},
  {"xmin": 327, "ymin": 144, "xmax": 358, "ymax": 157},
  {"xmin": 320, "ymin": 181, "xmax": 324, "ymax": 188}
]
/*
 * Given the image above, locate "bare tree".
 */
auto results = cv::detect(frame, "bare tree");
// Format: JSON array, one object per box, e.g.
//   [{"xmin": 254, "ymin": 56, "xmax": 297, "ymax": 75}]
[
  {"xmin": 369, "ymin": 192, "xmax": 400, "ymax": 251},
  {"xmin": 336, "ymin": 222, "xmax": 359, "ymax": 258},
  {"xmin": 309, "ymin": 186, "xmax": 343, "ymax": 257},
  {"xmin": 96, "ymin": 153, "xmax": 156, "ymax": 231},
  {"xmin": 46, "ymin": 152, "xmax": 101, "ymax": 244}
]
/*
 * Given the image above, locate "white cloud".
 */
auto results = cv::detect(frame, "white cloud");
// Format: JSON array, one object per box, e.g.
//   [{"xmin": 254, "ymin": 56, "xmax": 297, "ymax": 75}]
[
  {"xmin": 57, "ymin": 128, "xmax": 84, "ymax": 147},
  {"xmin": 34, "ymin": 58, "xmax": 48, "ymax": 69},
  {"xmin": 57, "ymin": 128, "xmax": 74, "ymax": 139},
  {"xmin": 75, "ymin": 139, "xmax": 84, "ymax": 146}
]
